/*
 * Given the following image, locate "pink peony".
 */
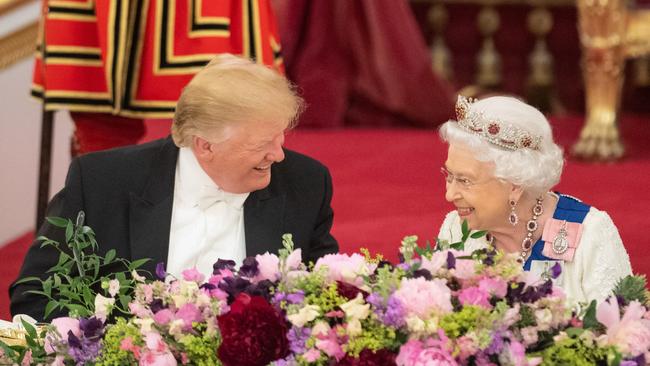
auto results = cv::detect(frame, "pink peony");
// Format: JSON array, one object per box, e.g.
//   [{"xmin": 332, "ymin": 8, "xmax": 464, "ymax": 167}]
[
  {"xmin": 396, "ymin": 336, "xmax": 458, "ymax": 366},
  {"xmin": 175, "ymin": 303, "xmax": 203, "ymax": 331},
  {"xmin": 393, "ymin": 277, "xmax": 453, "ymax": 318},
  {"xmin": 314, "ymin": 253, "xmax": 373, "ymax": 287},
  {"xmin": 478, "ymin": 277, "xmax": 508, "ymax": 298},
  {"xmin": 303, "ymin": 348, "xmax": 321, "ymax": 362},
  {"xmin": 286, "ymin": 248, "xmax": 303, "ymax": 270},
  {"xmin": 597, "ymin": 299, "xmax": 650, "ymax": 356},
  {"xmin": 315, "ymin": 326, "xmax": 345, "ymax": 361},
  {"xmin": 458, "ymin": 286, "xmax": 492, "ymax": 309},
  {"xmin": 45, "ymin": 317, "xmax": 81, "ymax": 353},
  {"xmin": 153, "ymin": 309, "xmax": 175, "ymax": 325},
  {"xmin": 253, "ymin": 252, "xmax": 280, "ymax": 283},
  {"xmin": 420, "ymin": 251, "xmax": 448, "ymax": 274},
  {"xmin": 140, "ymin": 351, "xmax": 177, "ymax": 366},
  {"xmin": 453, "ymin": 258, "xmax": 477, "ymax": 280},
  {"xmin": 181, "ymin": 268, "xmax": 205, "ymax": 283}
]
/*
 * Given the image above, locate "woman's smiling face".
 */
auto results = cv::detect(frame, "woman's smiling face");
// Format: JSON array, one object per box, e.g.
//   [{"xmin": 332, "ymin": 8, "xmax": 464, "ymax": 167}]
[{"xmin": 443, "ymin": 143, "xmax": 514, "ymax": 231}]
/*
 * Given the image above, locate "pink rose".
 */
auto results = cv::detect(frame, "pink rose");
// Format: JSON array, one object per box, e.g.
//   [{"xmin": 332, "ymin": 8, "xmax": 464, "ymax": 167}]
[
  {"xmin": 253, "ymin": 252, "xmax": 280, "ymax": 283},
  {"xmin": 45, "ymin": 317, "xmax": 81, "ymax": 353},
  {"xmin": 175, "ymin": 303, "xmax": 203, "ymax": 331},
  {"xmin": 598, "ymin": 299, "xmax": 650, "ymax": 356},
  {"xmin": 478, "ymin": 277, "xmax": 508, "ymax": 298},
  {"xmin": 286, "ymin": 249, "xmax": 303, "ymax": 270},
  {"xmin": 394, "ymin": 277, "xmax": 453, "ymax": 318},
  {"xmin": 140, "ymin": 351, "xmax": 177, "ymax": 366},
  {"xmin": 153, "ymin": 309, "xmax": 175, "ymax": 325},
  {"xmin": 396, "ymin": 337, "xmax": 458, "ymax": 366},
  {"xmin": 458, "ymin": 286, "xmax": 492, "ymax": 309},
  {"xmin": 181, "ymin": 268, "xmax": 205, "ymax": 283}
]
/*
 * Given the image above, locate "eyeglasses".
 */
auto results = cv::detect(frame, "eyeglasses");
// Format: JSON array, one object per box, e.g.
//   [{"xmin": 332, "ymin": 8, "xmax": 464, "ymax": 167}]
[{"xmin": 440, "ymin": 167, "xmax": 492, "ymax": 190}]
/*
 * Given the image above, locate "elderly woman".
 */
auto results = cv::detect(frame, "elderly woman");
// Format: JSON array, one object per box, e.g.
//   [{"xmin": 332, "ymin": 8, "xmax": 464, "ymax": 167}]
[{"xmin": 437, "ymin": 95, "xmax": 632, "ymax": 304}]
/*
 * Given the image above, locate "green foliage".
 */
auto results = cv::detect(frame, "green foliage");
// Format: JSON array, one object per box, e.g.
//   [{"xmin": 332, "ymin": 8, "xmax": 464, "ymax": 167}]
[
  {"xmin": 95, "ymin": 318, "xmax": 142, "ymax": 365},
  {"xmin": 613, "ymin": 275, "xmax": 648, "ymax": 305},
  {"xmin": 412, "ymin": 220, "xmax": 487, "ymax": 258},
  {"xmin": 345, "ymin": 316, "xmax": 400, "ymax": 356},
  {"xmin": 439, "ymin": 305, "xmax": 490, "ymax": 339},
  {"xmin": 16, "ymin": 212, "xmax": 149, "ymax": 319},
  {"xmin": 179, "ymin": 327, "xmax": 222, "ymax": 366},
  {"xmin": 535, "ymin": 331, "xmax": 621, "ymax": 366}
]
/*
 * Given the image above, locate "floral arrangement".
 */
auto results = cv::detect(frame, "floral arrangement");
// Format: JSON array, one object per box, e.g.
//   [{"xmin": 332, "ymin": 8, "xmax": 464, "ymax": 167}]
[{"xmin": 1, "ymin": 214, "xmax": 649, "ymax": 365}]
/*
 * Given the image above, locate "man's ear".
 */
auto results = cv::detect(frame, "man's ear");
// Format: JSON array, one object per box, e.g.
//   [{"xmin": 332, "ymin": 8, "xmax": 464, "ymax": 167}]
[{"xmin": 191, "ymin": 135, "xmax": 214, "ymax": 161}]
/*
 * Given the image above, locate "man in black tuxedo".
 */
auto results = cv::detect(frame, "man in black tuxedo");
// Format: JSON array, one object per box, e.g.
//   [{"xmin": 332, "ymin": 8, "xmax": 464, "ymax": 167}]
[{"xmin": 11, "ymin": 54, "xmax": 338, "ymax": 320}]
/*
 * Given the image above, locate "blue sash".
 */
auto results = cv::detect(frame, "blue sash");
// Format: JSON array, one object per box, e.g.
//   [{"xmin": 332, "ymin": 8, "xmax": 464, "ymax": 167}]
[{"xmin": 523, "ymin": 194, "xmax": 591, "ymax": 271}]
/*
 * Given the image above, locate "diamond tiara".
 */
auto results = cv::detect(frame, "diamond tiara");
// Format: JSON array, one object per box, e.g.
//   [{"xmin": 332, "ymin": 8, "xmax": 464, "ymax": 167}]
[{"xmin": 453, "ymin": 95, "xmax": 542, "ymax": 151}]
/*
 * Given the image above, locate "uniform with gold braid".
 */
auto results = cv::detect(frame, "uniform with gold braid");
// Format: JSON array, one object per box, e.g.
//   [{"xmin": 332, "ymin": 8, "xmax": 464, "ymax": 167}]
[{"xmin": 31, "ymin": 0, "xmax": 282, "ymax": 153}]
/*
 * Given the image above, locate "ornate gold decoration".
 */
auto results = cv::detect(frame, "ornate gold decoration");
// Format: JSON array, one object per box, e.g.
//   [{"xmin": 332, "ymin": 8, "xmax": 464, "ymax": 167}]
[
  {"xmin": 0, "ymin": 21, "xmax": 38, "ymax": 71},
  {"xmin": 527, "ymin": 7, "xmax": 553, "ymax": 87},
  {"xmin": 633, "ymin": 57, "xmax": 649, "ymax": 86},
  {"xmin": 572, "ymin": 0, "xmax": 650, "ymax": 160},
  {"xmin": 476, "ymin": 6, "xmax": 501, "ymax": 87},
  {"xmin": 428, "ymin": 4, "xmax": 453, "ymax": 80}
]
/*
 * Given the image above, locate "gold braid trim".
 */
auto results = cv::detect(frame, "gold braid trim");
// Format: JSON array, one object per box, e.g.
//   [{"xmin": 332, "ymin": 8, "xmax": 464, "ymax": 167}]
[{"xmin": 0, "ymin": 21, "xmax": 38, "ymax": 71}]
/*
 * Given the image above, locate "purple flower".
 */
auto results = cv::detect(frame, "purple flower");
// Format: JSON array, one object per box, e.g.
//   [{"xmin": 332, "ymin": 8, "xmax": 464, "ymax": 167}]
[
  {"xmin": 155, "ymin": 262, "xmax": 167, "ymax": 280},
  {"xmin": 149, "ymin": 298, "xmax": 165, "ymax": 313},
  {"xmin": 550, "ymin": 262, "xmax": 562, "ymax": 279},
  {"xmin": 446, "ymin": 252, "xmax": 456, "ymax": 269},
  {"xmin": 78, "ymin": 317, "xmax": 103, "ymax": 340},
  {"xmin": 485, "ymin": 331, "xmax": 505, "ymax": 355},
  {"xmin": 383, "ymin": 295, "xmax": 406, "ymax": 328},
  {"xmin": 213, "ymin": 259, "xmax": 237, "ymax": 274},
  {"xmin": 239, "ymin": 257, "xmax": 260, "ymax": 278},
  {"xmin": 287, "ymin": 327, "xmax": 311, "ymax": 353},
  {"xmin": 67, "ymin": 332, "xmax": 102, "ymax": 364},
  {"xmin": 412, "ymin": 269, "xmax": 432, "ymax": 280}
]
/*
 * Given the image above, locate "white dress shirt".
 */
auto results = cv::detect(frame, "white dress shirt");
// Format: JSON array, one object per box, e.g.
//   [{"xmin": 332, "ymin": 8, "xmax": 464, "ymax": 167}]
[{"xmin": 167, "ymin": 147, "xmax": 249, "ymax": 279}]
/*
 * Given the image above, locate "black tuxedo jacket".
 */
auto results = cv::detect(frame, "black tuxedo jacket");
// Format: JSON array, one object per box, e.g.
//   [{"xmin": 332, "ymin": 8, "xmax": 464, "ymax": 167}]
[{"xmin": 10, "ymin": 137, "xmax": 338, "ymax": 320}]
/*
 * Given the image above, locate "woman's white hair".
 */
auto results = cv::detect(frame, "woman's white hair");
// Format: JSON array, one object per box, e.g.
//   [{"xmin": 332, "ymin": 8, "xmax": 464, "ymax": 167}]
[{"xmin": 439, "ymin": 96, "xmax": 564, "ymax": 194}]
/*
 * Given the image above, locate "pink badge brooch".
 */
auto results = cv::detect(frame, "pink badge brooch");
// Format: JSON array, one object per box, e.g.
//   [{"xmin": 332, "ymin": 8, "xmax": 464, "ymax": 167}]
[{"xmin": 541, "ymin": 219, "xmax": 584, "ymax": 262}]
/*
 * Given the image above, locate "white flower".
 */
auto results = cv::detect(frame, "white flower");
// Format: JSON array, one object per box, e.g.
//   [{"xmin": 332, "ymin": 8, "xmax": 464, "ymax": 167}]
[
  {"xmin": 131, "ymin": 270, "xmax": 146, "ymax": 282},
  {"xmin": 288, "ymin": 305, "xmax": 321, "ymax": 327},
  {"xmin": 94, "ymin": 294, "xmax": 115, "ymax": 321},
  {"xmin": 340, "ymin": 294, "xmax": 370, "ymax": 321},
  {"xmin": 108, "ymin": 279, "xmax": 120, "ymax": 297},
  {"xmin": 133, "ymin": 318, "xmax": 155, "ymax": 333},
  {"xmin": 346, "ymin": 319, "xmax": 363, "ymax": 337},
  {"xmin": 406, "ymin": 315, "xmax": 425, "ymax": 333},
  {"xmin": 312, "ymin": 321, "xmax": 331, "ymax": 336},
  {"xmin": 534, "ymin": 308, "xmax": 552, "ymax": 331}
]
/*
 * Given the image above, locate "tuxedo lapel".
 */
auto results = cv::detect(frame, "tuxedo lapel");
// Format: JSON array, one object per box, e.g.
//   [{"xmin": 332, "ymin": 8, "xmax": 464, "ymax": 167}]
[
  {"xmin": 129, "ymin": 138, "xmax": 178, "ymax": 275},
  {"xmin": 244, "ymin": 184, "xmax": 286, "ymax": 257}
]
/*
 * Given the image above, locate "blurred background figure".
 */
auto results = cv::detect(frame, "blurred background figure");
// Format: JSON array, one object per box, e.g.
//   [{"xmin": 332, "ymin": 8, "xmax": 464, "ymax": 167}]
[{"xmin": 32, "ymin": 0, "xmax": 283, "ymax": 155}]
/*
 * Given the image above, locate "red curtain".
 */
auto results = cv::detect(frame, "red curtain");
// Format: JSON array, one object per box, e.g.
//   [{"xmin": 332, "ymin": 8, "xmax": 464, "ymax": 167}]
[{"xmin": 273, "ymin": 0, "xmax": 455, "ymax": 128}]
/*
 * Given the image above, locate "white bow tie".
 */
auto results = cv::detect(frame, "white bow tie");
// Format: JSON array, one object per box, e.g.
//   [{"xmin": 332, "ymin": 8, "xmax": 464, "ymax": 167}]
[{"xmin": 195, "ymin": 185, "xmax": 247, "ymax": 210}]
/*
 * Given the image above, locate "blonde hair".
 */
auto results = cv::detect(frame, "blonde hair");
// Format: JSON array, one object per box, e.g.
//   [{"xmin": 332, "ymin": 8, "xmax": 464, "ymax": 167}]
[
  {"xmin": 439, "ymin": 96, "xmax": 565, "ymax": 194},
  {"xmin": 172, "ymin": 54, "xmax": 304, "ymax": 146}
]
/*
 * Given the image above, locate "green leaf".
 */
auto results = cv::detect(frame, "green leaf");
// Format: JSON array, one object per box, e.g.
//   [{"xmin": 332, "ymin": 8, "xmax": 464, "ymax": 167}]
[
  {"xmin": 470, "ymin": 230, "xmax": 488, "ymax": 239},
  {"xmin": 20, "ymin": 319, "xmax": 37, "ymax": 340},
  {"xmin": 44, "ymin": 301, "xmax": 60, "ymax": 319},
  {"xmin": 14, "ymin": 276, "xmax": 41, "ymax": 285},
  {"xmin": 461, "ymin": 220, "xmax": 470, "ymax": 242},
  {"xmin": 46, "ymin": 217, "xmax": 69, "ymax": 228},
  {"xmin": 582, "ymin": 300, "xmax": 601, "ymax": 329},
  {"xmin": 104, "ymin": 249, "xmax": 116, "ymax": 264},
  {"xmin": 128, "ymin": 258, "xmax": 151, "ymax": 271},
  {"xmin": 0, "ymin": 340, "xmax": 19, "ymax": 359},
  {"xmin": 65, "ymin": 221, "xmax": 74, "ymax": 243}
]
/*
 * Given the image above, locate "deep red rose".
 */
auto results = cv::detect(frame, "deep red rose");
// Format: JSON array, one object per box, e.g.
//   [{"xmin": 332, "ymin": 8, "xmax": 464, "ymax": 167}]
[
  {"xmin": 336, "ymin": 349, "xmax": 397, "ymax": 366},
  {"xmin": 336, "ymin": 281, "xmax": 369, "ymax": 300},
  {"xmin": 217, "ymin": 293, "xmax": 289, "ymax": 366}
]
